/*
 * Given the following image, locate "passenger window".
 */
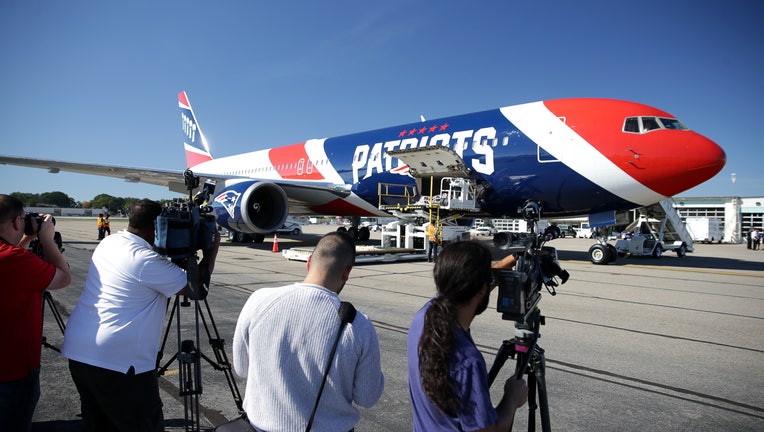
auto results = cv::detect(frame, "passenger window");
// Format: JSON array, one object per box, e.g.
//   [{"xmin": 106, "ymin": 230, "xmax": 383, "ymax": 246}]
[{"xmin": 624, "ymin": 117, "xmax": 639, "ymax": 133}]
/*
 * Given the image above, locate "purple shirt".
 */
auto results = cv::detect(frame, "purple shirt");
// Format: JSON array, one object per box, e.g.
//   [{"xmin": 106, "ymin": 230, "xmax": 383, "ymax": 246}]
[{"xmin": 408, "ymin": 299, "xmax": 498, "ymax": 431}]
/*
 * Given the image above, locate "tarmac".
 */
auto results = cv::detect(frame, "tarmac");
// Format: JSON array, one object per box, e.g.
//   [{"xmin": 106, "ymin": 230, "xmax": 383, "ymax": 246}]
[{"xmin": 31, "ymin": 218, "xmax": 764, "ymax": 431}]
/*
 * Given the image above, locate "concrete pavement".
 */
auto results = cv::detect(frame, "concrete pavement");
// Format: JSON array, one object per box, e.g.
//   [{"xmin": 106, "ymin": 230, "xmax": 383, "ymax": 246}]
[{"xmin": 31, "ymin": 219, "xmax": 764, "ymax": 431}]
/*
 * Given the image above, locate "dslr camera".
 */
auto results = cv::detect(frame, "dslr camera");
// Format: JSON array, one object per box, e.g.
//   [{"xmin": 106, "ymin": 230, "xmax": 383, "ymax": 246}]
[
  {"xmin": 493, "ymin": 201, "xmax": 569, "ymax": 323},
  {"xmin": 25, "ymin": 213, "xmax": 64, "ymax": 257},
  {"xmin": 24, "ymin": 212, "xmax": 45, "ymax": 235}
]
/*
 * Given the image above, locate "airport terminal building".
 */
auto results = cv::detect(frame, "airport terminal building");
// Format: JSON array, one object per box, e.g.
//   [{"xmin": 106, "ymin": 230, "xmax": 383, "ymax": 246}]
[
  {"xmin": 672, "ymin": 196, "xmax": 762, "ymax": 243},
  {"xmin": 481, "ymin": 196, "xmax": 762, "ymax": 244}
]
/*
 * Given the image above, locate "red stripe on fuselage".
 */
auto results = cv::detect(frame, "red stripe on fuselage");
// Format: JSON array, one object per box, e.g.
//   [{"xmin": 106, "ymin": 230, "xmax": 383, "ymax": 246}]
[
  {"xmin": 542, "ymin": 99, "xmax": 725, "ymax": 197},
  {"xmin": 268, "ymin": 143, "xmax": 326, "ymax": 180}
]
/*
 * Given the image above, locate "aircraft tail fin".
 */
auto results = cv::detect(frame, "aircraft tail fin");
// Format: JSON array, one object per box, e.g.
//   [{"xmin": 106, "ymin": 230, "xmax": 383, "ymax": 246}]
[{"xmin": 178, "ymin": 91, "xmax": 213, "ymax": 168}]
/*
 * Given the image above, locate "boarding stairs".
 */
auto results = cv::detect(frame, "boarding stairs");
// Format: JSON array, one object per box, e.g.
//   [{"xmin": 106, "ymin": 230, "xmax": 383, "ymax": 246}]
[{"xmin": 636, "ymin": 198, "xmax": 694, "ymax": 253}]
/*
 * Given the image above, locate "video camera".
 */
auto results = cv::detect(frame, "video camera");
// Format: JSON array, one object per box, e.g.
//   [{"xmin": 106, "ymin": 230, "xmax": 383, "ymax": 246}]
[
  {"xmin": 154, "ymin": 169, "xmax": 217, "ymax": 299},
  {"xmin": 493, "ymin": 201, "xmax": 569, "ymax": 323}
]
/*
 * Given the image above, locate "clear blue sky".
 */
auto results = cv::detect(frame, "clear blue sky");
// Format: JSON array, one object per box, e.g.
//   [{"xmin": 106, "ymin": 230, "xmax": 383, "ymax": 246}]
[{"xmin": 1, "ymin": 0, "xmax": 761, "ymax": 203}]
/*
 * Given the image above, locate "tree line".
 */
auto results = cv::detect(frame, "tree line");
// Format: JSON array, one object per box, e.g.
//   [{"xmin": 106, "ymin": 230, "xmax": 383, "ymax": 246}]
[{"xmin": 10, "ymin": 191, "xmax": 174, "ymax": 215}]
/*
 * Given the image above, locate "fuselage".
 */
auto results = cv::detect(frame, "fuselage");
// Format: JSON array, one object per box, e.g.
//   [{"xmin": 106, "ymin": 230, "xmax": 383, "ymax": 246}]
[{"xmin": 191, "ymin": 98, "xmax": 726, "ymax": 219}]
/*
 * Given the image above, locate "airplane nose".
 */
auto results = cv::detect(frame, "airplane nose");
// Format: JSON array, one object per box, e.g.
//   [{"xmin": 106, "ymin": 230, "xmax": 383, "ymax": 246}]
[{"xmin": 646, "ymin": 132, "xmax": 726, "ymax": 197}]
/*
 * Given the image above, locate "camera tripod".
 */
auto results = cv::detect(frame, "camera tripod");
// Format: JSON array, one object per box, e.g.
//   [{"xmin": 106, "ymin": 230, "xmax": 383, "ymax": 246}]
[
  {"xmin": 41, "ymin": 290, "xmax": 67, "ymax": 352},
  {"xmin": 28, "ymin": 230, "xmax": 68, "ymax": 352},
  {"xmin": 157, "ymin": 294, "xmax": 243, "ymax": 432},
  {"xmin": 488, "ymin": 308, "xmax": 551, "ymax": 432}
]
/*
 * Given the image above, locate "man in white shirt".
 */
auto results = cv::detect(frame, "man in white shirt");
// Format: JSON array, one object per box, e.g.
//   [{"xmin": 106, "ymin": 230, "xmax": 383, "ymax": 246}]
[
  {"xmin": 233, "ymin": 232, "xmax": 384, "ymax": 432},
  {"xmin": 62, "ymin": 199, "xmax": 219, "ymax": 432}
]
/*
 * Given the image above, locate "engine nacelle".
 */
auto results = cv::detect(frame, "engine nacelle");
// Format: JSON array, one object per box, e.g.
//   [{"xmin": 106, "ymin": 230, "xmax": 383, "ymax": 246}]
[{"xmin": 210, "ymin": 181, "xmax": 288, "ymax": 234}]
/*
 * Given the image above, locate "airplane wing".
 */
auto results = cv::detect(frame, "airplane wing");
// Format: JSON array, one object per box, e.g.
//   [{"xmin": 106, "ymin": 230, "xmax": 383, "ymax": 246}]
[
  {"xmin": 0, "ymin": 155, "xmax": 192, "ymax": 194},
  {"xmin": 0, "ymin": 154, "xmax": 353, "ymax": 210}
]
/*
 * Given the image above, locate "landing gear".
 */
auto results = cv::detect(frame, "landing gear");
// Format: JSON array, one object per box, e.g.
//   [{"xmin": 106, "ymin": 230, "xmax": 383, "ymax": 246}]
[
  {"xmin": 336, "ymin": 223, "xmax": 370, "ymax": 241},
  {"xmin": 589, "ymin": 244, "xmax": 609, "ymax": 265},
  {"xmin": 588, "ymin": 243, "xmax": 617, "ymax": 265},
  {"xmin": 228, "ymin": 230, "xmax": 250, "ymax": 243},
  {"xmin": 227, "ymin": 231, "xmax": 264, "ymax": 243}
]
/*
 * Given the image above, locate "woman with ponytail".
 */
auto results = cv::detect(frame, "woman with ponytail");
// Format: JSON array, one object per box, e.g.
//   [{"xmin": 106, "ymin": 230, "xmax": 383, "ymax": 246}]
[{"xmin": 408, "ymin": 241, "xmax": 527, "ymax": 431}]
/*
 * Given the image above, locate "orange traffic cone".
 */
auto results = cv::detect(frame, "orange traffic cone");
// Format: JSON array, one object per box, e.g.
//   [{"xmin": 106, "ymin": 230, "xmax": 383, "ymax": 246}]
[{"xmin": 272, "ymin": 233, "xmax": 279, "ymax": 253}]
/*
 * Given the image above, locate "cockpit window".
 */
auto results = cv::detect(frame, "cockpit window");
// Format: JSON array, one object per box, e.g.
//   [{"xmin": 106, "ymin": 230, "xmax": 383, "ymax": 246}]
[
  {"xmin": 624, "ymin": 117, "xmax": 639, "ymax": 133},
  {"xmin": 658, "ymin": 118, "xmax": 689, "ymax": 130},
  {"xmin": 642, "ymin": 117, "xmax": 660, "ymax": 132},
  {"xmin": 623, "ymin": 116, "xmax": 689, "ymax": 134}
]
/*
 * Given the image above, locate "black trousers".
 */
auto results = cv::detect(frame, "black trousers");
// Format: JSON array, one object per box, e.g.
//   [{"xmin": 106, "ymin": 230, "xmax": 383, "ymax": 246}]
[{"xmin": 69, "ymin": 359, "xmax": 164, "ymax": 432}]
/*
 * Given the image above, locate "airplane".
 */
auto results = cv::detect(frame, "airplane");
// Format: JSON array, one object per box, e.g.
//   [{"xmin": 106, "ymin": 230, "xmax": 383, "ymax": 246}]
[{"xmin": 0, "ymin": 91, "xmax": 726, "ymax": 244}]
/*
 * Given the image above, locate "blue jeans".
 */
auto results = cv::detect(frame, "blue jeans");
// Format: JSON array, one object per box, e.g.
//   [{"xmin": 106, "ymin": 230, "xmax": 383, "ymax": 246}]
[
  {"xmin": 0, "ymin": 367, "xmax": 40, "ymax": 432},
  {"xmin": 428, "ymin": 241, "xmax": 439, "ymax": 261}
]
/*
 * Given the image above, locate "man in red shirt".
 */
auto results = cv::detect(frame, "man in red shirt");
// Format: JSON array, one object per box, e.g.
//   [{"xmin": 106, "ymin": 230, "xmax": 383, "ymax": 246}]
[{"xmin": 0, "ymin": 194, "xmax": 71, "ymax": 431}]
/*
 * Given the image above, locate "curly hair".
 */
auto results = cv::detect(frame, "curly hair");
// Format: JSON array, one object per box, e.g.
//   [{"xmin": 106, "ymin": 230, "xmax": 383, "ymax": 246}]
[{"xmin": 418, "ymin": 241, "xmax": 493, "ymax": 416}]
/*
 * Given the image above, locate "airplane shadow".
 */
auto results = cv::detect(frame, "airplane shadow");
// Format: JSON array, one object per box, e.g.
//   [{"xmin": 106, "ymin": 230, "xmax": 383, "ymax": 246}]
[
  {"xmin": 64, "ymin": 240, "xmax": 102, "ymax": 246},
  {"xmin": 560, "ymin": 250, "xmax": 763, "ymax": 272},
  {"xmin": 32, "ymin": 420, "xmax": 81, "ymax": 432},
  {"xmin": 220, "ymin": 232, "xmax": 381, "ymax": 251},
  {"xmin": 32, "ymin": 418, "xmax": 214, "ymax": 432}
]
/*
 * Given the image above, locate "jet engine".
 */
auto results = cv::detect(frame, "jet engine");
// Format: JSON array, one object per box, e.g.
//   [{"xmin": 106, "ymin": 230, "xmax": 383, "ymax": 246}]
[{"xmin": 209, "ymin": 180, "xmax": 288, "ymax": 234}]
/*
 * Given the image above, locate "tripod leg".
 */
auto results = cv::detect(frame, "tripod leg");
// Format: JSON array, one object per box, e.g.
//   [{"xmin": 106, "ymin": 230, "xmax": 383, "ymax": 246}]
[
  {"xmin": 178, "ymin": 340, "xmax": 202, "ymax": 432},
  {"xmin": 198, "ymin": 298, "xmax": 244, "ymax": 412},
  {"xmin": 488, "ymin": 340, "xmax": 515, "ymax": 387},
  {"xmin": 530, "ymin": 346, "xmax": 551, "ymax": 432},
  {"xmin": 43, "ymin": 291, "xmax": 67, "ymax": 334},
  {"xmin": 526, "ymin": 363, "xmax": 538, "ymax": 432},
  {"xmin": 41, "ymin": 291, "xmax": 67, "ymax": 352},
  {"xmin": 157, "ymin": 297, "xmax": 179, "ymax": 374}
]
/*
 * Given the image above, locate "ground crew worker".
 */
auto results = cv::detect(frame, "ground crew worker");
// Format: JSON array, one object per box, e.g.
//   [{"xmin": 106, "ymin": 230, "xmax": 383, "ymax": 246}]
[
  {"xmin": 97, "ymin": 213, "xmax": 104, "ymax": 240},
  {"xmin": 102, "ymin": 213, "xmax": 110, "ymax": 237},
  {"xmin": 427, "ymin": 223, "xmax": 440, "ymax": 262}
]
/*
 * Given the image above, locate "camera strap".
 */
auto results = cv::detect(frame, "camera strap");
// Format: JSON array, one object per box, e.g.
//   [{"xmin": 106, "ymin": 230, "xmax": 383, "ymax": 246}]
[{"xmin": 305, "ymin": 301, "xmax": 356, "ymax": 432}]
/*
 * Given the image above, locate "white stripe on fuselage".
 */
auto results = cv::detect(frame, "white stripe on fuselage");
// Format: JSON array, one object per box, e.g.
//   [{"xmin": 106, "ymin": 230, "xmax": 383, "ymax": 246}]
[
  {"xmin": 304, "ymin": 138, "xmax": 344, "ymax": 184},
  {"xmin": 499, "ymin": 102, "xmax": 665, "ymax": 206}
]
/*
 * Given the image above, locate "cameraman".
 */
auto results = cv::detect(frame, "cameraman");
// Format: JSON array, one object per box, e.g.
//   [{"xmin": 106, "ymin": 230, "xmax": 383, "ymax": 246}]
[
  {"xmin": 61, "ymin": 199, "xmax": 220, "ymax": 432},
  {"xmin": 408, "ymin": 241, "xmax": 527, "ymax": 431},
  {"xmin": 0, "ymin": 194, "xmax": 71, "ymax": 431}
]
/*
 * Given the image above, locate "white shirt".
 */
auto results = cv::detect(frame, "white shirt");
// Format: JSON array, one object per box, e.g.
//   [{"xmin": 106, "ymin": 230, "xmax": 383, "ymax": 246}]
[
  {"xmin": 62, "ymin": 230, "xmax": 187, "ymax": 374},
  {"xmin": 233, "ymin": 283, "xmax": 384, "ymax": 432}
]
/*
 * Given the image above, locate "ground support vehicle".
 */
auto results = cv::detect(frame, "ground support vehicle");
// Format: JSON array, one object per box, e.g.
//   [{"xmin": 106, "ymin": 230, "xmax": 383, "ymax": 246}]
[
  {"xmin": 686, "ymin": 217, "xmax": 723, "ymax": 243},
  {"xmin": 556, "ymin": 224, "xmax": 577, "ymax": 238},
  {"xmin": 575, "ymin": 222, "xmax": 593, "ymax": 238},
  {"xmin": 588, "ymin": 199, "xmax": 694, "ymax": 264}
]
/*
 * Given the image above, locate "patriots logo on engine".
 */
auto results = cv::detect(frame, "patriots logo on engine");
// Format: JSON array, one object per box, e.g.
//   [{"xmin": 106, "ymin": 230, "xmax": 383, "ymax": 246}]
[{"xmin": 214, "ymin": 190, "xmax": 241, "ymax": 219}]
